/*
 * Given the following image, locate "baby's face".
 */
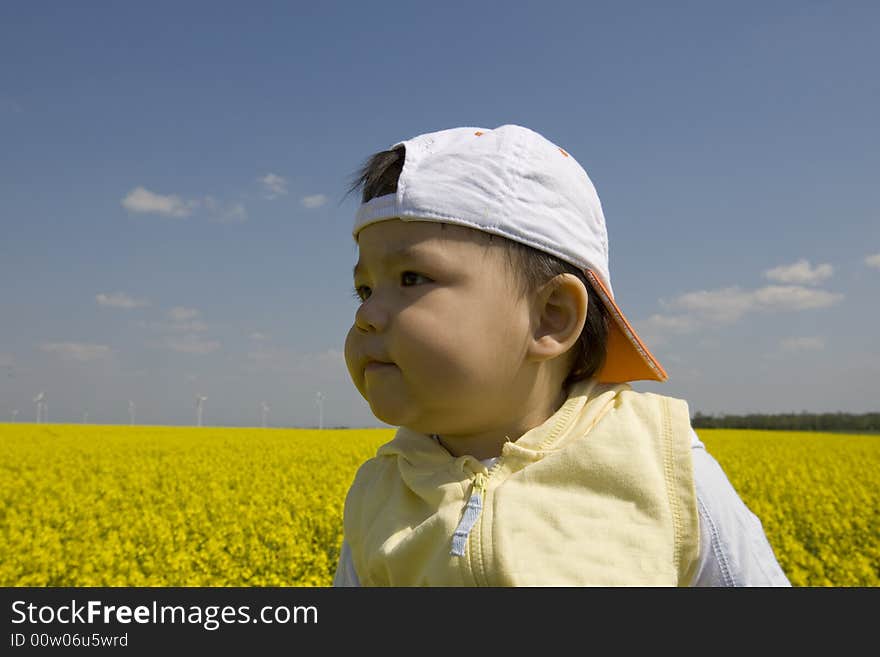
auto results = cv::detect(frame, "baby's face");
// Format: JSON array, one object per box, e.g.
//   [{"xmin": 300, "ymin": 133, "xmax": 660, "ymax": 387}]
[{"xmin": 345, "ymin": 219, "xmax": 533, "ymax": 434}]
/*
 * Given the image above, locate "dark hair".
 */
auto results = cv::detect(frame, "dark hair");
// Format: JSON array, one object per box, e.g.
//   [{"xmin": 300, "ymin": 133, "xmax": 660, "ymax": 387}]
[{"xmin": 344, "ymin": 145, "xmax": 608, "ymax": 386}]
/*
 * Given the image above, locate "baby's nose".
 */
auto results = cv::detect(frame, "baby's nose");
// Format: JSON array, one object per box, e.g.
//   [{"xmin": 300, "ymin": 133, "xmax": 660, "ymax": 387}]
[{"xmin": 354, "ymin": 300, "xmax": 384, "ymax": 333}]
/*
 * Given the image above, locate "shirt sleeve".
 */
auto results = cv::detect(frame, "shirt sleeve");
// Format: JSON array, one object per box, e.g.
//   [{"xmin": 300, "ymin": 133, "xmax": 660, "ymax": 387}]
[
  {"xmin": 333, "ymin": 538, "xmax": 361, "ymax": 587},
  {"xmin": 689, "ymin": 428, "xmax": 791, "ymax": 586}
]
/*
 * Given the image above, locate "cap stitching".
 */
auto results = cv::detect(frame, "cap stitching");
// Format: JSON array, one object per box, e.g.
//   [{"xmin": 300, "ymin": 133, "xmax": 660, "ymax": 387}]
[
  {"xmin": 499, "ymin": 130, "xmax": 524, "ymax": 233},
  {"xmin": 394, "ymin": 210, "xmax": 600, "ymax": 274}
]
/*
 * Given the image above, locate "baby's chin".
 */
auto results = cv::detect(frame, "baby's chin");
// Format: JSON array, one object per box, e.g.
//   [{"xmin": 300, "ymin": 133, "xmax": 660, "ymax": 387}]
[
  {"xmin": 367, "ymin": 398, "xmax": 445, "ymax": 435},
  {"xmin": 361, "ymin": 375, "xmax": 492, "ymax": 432},
  {"xmin": 365, "ymin": 391, "xmax": 415, "ymax": 428}
]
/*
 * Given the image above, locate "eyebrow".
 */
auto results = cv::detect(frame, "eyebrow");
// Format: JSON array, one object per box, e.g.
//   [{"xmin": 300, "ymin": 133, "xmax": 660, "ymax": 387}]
[{"xmin": 352, "ymin": 247, "xmax": 439, "ymax": 280}]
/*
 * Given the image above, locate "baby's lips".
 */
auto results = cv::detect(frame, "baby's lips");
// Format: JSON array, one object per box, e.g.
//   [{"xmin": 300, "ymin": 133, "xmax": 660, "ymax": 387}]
[
  {"xmin": 362, "ymin": 357, "xmax": 396, "ymax": 376},
  {"xmin": 363, "ymin": 351, "xmax": 394, "ymax": 367}
]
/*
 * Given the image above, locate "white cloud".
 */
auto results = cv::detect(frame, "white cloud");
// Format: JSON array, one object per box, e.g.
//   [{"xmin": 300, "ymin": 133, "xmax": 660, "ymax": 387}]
[
  {"xmin": 249, "ymin": 332, "xmax": 268, "ymax": 341},
  {"xmin": 781, "ymin": 337, "xmax": 824, "ymax": 352},
  {"xmin": 168, "ymin": 307, "xmax": 200, "ymax": 321},
  {"xmin": 163, "ymin": 335, "xmax": 220, "ymax": 354},
  {"xmin": 865, "ymin": 253, "xmax": 880, "ymax": 269},
  {"xmin": 639, "ymin": 313, "xmax": 701, "ymax": 335},
  {"xmin": 175, "ymin": 320, "xmax": 208, "ymax": 333},
  {"xmin": 301, "ymin": 194, "xmax": 327, "ymax": 209},
  {"xmin": 218, "ymin": 202, "xmax": 247, "ymax": 224},
  {"xmin": 260, "ymin": 173, "xmax": 288, "ymax": 200},
  {"xmin": 121, "ymin": 187, "xmax": 198, "ymax": 218},
  {"xmin": 764, "ymin": 259, "xmax": 833, "ymax": 285},
  {"xmin": 660, "ymin": 286, "xmax": 754, "ymax": 323},
  {"xmin": 752, "ymin": 285, "xmax": 843, "ymax": 311},
  {"xmin": 96, "ymin": 292, "xmax": 150, "ymax": 309},
  {"xmin": 633, "ymin": 313, "xmax": 700, "ymax": 348},
  {"xmin": 643, "ymin": 282, "xmax": 844, "ymax": 346},
  {"xmin": 308, "ymin": 349, "xmax": 345, "ymax": 368},
  {"xmin": 137, "ymin": 319, "xmax": 208, "ymax": 333},
  {"xmin": 204, "ymin": 196, "xmax": 248, "ymax": 223},
  {"xmin": 135, "ymin": 307, "xmax": 208, "ymax": 334},
  {"xmin": 662, "ymin": 284, "xmax": 843, "ymax": 324},
  {"xmin": 40, "ymin": 342, "xmax": 113, "ymax": 362}
]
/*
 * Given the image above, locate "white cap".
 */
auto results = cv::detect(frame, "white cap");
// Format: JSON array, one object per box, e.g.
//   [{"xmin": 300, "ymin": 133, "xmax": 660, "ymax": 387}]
[{"xmin": 352, "ymin": 124, "xmax": 666, "ymax": 383}]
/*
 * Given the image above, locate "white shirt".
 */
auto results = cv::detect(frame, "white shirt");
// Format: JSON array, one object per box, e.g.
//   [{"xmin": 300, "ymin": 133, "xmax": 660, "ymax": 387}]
[{"xmin": 334, "ymin": 428, "xmax": 791, "ymax": 586}]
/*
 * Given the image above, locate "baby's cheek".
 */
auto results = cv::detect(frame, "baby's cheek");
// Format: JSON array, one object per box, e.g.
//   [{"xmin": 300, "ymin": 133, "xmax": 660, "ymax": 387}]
[
  {"xmin": 398, "ymin": 305, "xmax": 492, "ymax": 373},
  {"xmin": 401, "ymin": 317, "xmax": 462, "ymax": 367},
  {"xmin": 342, "ymin": 329, "xmax": 363, "ymax": 382},
  {"xmin": 342, "ymin": 327, "xmax": 356, "ymax": 363}
]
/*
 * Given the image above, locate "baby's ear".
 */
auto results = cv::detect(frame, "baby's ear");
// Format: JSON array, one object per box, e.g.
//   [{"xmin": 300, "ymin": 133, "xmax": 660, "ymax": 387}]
[{"xmin": 528, "ymin": 274, "xmax": 588, "ymax": 363}]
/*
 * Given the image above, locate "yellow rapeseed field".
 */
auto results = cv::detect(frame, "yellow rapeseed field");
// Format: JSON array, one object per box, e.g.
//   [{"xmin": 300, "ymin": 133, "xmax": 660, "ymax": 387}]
[
  {"xmin": 0, "ymin": 424, "xmax": 389, "ymax": 587},
  {"xmin": 1, "ymin": 424, "xmax": 877, "ymax": 586},
  {"xmin": 696, "ymin": 429, "xmax": 879, "ymax": 587}
]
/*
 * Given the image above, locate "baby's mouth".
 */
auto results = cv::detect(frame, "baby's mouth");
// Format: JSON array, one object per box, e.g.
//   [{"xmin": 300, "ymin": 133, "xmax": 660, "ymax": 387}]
[{"xmin": 365, "ymin": 360, "xmax": 396, "ymax": 371}]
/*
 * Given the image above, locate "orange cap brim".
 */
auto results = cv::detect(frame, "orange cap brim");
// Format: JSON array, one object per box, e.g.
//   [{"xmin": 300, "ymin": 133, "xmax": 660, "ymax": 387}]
[{"xmin": 585, "ymin": 270, "xmax": 668, "ymax": 383}]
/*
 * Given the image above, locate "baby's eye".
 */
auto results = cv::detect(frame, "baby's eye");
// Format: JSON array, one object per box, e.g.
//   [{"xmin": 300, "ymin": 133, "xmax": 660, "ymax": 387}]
[
  {"xmin": 351, "ymin": 272, "xmax": 430, "ymax": 303},
  {"xmin": 400, "ymin": 271, "xmax": 430, "ymax": 287}
]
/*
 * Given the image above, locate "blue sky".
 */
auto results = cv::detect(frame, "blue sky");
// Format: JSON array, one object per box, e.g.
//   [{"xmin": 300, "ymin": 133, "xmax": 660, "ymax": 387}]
[{"xmin": 1, "ymin": 1, "xmax": 878, "ymax": 428}]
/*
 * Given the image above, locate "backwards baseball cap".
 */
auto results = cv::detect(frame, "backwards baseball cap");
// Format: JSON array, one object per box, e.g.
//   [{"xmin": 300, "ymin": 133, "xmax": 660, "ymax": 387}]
[{"xmin": 351, "ymin": 124, "xmax": 667, "ymax": 384}]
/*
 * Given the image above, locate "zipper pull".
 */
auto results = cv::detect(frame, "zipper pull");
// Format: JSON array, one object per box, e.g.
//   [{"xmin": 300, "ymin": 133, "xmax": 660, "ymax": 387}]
[{"xmin": 450, "ymin": 472, "xmax": 487, "ymax": 557}]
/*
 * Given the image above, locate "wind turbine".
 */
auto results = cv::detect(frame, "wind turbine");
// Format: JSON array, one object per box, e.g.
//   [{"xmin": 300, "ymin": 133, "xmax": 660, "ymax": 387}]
[
  {"xmin": 11, "ymin": 409, "xmax": 18, "ymax": 422},
  {"xmin": 195, "ymin": 395, "xmax": 207, "ymax": 427},
  {"xmin": 315, "ymin": 391, "xmax": 325, "ymax": 430},
  {"xmin": 129, "ymin": 400, "xmax": 135, "ymax": 426},
  {"xmin": 261, "ymin": 401, "xmax": 270, "ymax": 428},
  {"xmin": 33, "ymin": 391, "xmax": 45, "ymax": 423}
]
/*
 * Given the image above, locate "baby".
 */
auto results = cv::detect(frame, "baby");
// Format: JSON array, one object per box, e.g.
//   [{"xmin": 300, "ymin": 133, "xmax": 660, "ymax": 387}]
[{"xmin": 335, "ymin": 124, "xmax": 790, "ymax": 586}]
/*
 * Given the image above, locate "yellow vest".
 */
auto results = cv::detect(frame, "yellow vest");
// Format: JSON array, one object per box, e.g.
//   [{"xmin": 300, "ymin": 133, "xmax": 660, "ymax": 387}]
[{"xmin": 343, "ymin": 378, "xmax": 700, "ymax": 586}]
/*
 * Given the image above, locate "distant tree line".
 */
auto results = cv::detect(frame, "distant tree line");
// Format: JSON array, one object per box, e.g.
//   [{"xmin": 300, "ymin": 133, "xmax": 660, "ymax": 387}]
[{"xmin": 691, "ymin": 411, "xmax": 880, "ymax": 433}]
